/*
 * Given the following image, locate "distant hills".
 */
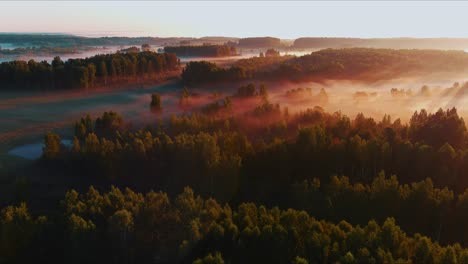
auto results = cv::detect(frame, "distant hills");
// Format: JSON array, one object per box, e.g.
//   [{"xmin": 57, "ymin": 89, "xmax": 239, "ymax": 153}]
[
  {"xmin": 2, "ymin": 33, "xmax": 468, "ymax": 51},
  {"xmin": 293, "ymin": 37, "xmax": 468, "ymax": 50},
  {"xmin": 238, "ymin": 37, "xmax": 281, "ymax": 48},
  {"xmin": 0, "ymin": 33, "xmax": 239, "ymax": 48}
]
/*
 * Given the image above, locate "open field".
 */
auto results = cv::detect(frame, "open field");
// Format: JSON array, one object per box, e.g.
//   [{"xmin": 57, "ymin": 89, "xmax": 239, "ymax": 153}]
[{"xmin": 0, "ymin": 81, "xmax": 185, "ymax": 152}]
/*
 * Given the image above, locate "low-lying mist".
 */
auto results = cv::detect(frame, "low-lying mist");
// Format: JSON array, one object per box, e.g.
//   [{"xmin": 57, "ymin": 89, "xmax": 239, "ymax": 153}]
[
  {"xmin": 228, "ymin": 75, "xmax": 455, "ymax": 122},
  {"xmin": 3, "ymin": 74, "xmax": 468, "ymax": 154},
  {"xmin": 188, "ymin": 75, "xmax": 468, "ymax": 124}
]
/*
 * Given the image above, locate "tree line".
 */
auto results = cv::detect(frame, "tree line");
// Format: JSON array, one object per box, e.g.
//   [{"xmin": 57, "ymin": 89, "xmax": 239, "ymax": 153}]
[
  {"xmin": 181, "ymin": 55, "xmax": 292, "ymax": 85},
  {"xmin": 181, "ymin": 48, "xmax": 468, "ymax": 85},
  {"xmin": 164, "ymin": 45, "xmax": 237, "ymax": 57},
  {"xmin": 238, "ymin": 37, "xmax": 281, "ymax": 48},
  {"xmin": 0, "ymin": 51, "xmax": 179, "ymax": 90}
]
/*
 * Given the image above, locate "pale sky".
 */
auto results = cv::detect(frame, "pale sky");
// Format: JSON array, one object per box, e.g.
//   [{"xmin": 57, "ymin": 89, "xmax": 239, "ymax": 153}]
[{"xmin": 1, "ymin": 1, "xmax": 468, "ymax": 39}]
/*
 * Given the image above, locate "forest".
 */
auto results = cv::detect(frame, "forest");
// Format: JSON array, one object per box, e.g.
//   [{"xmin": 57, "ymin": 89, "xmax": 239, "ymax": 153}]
[
  {"xmin": 238, "ymin": 37, "xmax": 282, "ymax": 48},
  {"xmin": 164, "ymin": 45, "xmax": 238, "ymax": 57},
  {"xmin": 6, "ymin": 0, "xmax": 468, "ymax": 261},
  {"xmin": 1, "ymin": 186, "xmax": 467, "ymax": 264},
  {"xmin": 38, "ymin": 97, "xmax": 468, "ymax": 242},
  {"xmin": 0, "ymin": 46, "xmax": 84, "ymax": 56},
  {"xmin": 0, "ymin": 51, "xmax": 180, "ymax": 90},
  {"xmin": 3, "ymin": 45, "xmax": 468, "ymax": 263},
  {"xmin": 181, "ymin": 48, "xmax": 468, "ymax": 85},
  {"xmin": 0, "ymin": 78, "xmax": 466, "ymax": 262}
]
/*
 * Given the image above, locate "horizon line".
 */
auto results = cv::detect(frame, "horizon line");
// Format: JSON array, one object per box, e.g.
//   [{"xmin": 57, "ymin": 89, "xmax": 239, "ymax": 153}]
[{"xmin": 2, "ymin": 32, "xmax": 468, "ymax": 40}]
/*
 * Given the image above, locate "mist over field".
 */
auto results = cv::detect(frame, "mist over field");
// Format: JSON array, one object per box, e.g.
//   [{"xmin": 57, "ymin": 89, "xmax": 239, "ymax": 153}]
[{"xmin": 3, "ymin": 74, "xmax": 468, "ymax": 155}]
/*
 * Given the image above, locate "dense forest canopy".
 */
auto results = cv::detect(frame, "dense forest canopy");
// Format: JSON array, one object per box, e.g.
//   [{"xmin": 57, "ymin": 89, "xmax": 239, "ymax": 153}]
[
  {"xmin": 3, "ymin": 101, "xmax": 468, "ymax": 263},
  {"xmin": 34, "ymin": 86, "xmax": 468, "ymax": 242},
  {"xmin": 0, "ymin": 51, "xmax": 180, "ymax": 90},
  {"xmin": 1, "ymin": 186, "xmax": 467, "ymax": 264}
]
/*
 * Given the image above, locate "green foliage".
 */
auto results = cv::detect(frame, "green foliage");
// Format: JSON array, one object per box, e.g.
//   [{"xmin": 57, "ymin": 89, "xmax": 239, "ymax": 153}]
[
  {"xmin": 182, "ymin": 61, "xmax": 246, "ymax": 85},
  {"xmin": 33, "ymin": 101, "xmax": 468, "ymax": 262},
  {"xmin": 2, "ymin": 187, "xmax": 466, "ymax": 263},
  {"xmin": 42, "ymin": 106, "xmax": 468, "ymax": 244}
]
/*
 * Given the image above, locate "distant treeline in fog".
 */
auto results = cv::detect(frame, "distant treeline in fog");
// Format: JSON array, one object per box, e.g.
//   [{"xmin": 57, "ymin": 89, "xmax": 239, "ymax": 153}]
[
  {"xmin": 182, "ymin": 48, "xmax": 468, "ymax": 85},
  {"xmin": 164, "ymin": 44, "xmax": 237, "ymax": 57},
  {"xmin": 0, "ymin": 51, "xmax": 179, "ymax": 90},
  {"xmin": 0, "ymin": 46, "xmax": 84, "ymax": 56},
  {"xmin": 238, "ymin": 37, "xmax": 282, "ymax": 48},
  {"xmin": 0, "ymin": 33, "xmax": 240, "ymax": 48},
  {"xmin": 4, "ymin": 34, "xmax": 468, "ymax": 51},
  {"xmin": 293, "ymin": 37, "xmax": 468, "ymax": 50}
]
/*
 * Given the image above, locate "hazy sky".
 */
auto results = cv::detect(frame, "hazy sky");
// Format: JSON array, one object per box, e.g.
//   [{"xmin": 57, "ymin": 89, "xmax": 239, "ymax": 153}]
[{"xmin": 1, "ymin": 1, "xmax": 468, "ymax": 38}]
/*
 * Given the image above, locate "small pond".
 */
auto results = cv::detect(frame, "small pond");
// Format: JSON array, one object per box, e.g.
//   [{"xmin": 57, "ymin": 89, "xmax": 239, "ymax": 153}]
[{"xmin": 8, "ymin": 139, "xmax": 72, "ymax": 160}]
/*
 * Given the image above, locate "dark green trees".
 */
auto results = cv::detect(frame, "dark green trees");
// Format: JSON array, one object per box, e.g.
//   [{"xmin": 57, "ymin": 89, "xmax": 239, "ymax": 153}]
[
  {"xmin": 164, "ymin": 44, "xmax": 237, "ymax": 57},
  {"xmin": 182, "ymin": 48, "xmax": 468, "ymax": 85},
  {"xmin": 3, "ymin": 186, "xmax": 461, "ymax": 264},
  {"xmin": 74, "ymin": 114, "xmax": 93, "ymax": 139},
  {"xmin": 150, "ymin": 93, "xmax": 162, "ymax": 112},
  {"xmin": 35, "ymin": 104, "xmax": 468, "ymax": 260},
  {"xmin": 0, "ymin": 203, "xmax": 47, "ymax": 263},
  {"xmin": 0, "ymin": 51, "xmax": 179, "ymax": 90},
  {"xmin": 182, "ymin": 61, "xmax": 220, "ymax": 85},
  {"xmin": 409, "ymin": 108, "xmax": 466, "ymax": 148},
  {"xmin": 181, "ymin": 61, "xmax": 246, "ymax": 85}
]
